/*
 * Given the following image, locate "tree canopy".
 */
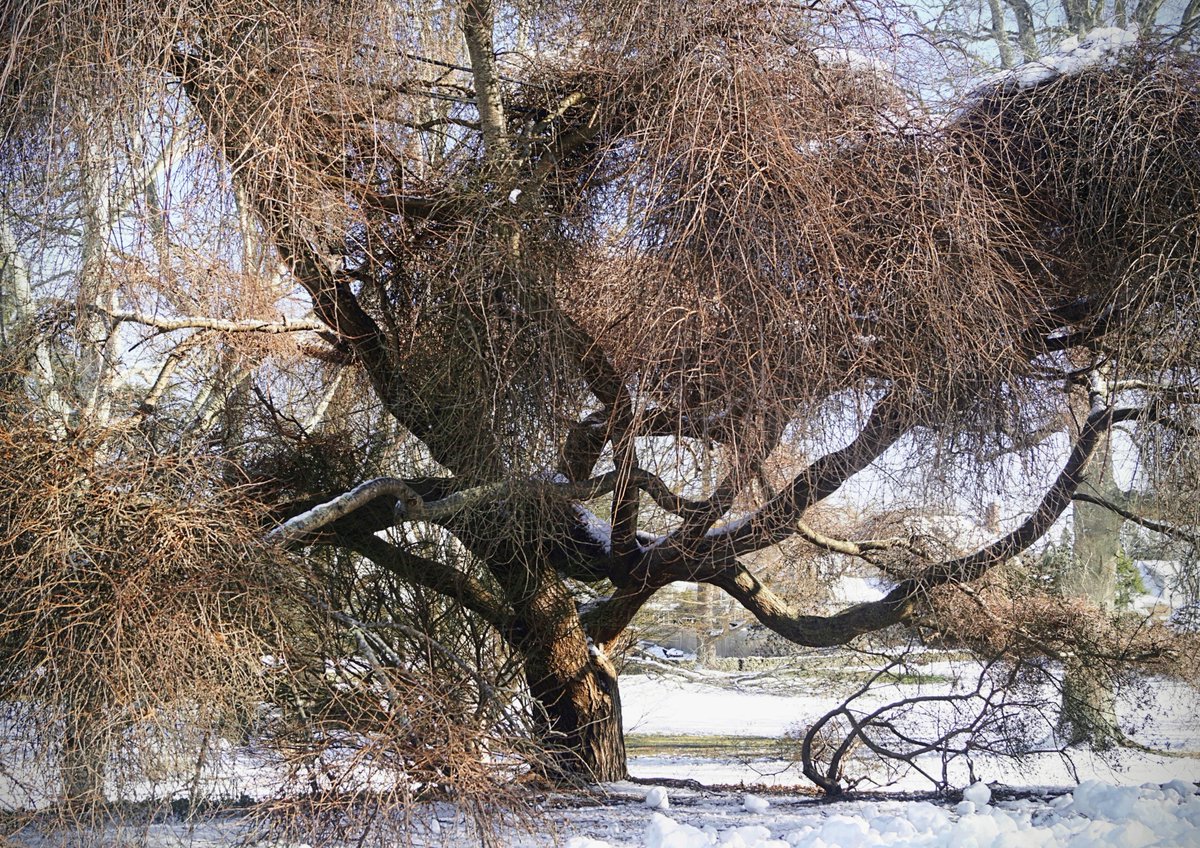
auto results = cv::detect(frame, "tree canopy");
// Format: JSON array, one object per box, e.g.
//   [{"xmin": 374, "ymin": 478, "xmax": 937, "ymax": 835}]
[{"xmin": 2, "ymin": 0, "xmax": 1199, "ymax": 805}]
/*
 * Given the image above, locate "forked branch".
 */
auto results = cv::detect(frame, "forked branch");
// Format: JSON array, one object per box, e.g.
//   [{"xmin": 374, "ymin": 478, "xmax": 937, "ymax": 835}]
[{"xmin": 709, "ymin": 400, "xmax": 1115, "ymax": 648}]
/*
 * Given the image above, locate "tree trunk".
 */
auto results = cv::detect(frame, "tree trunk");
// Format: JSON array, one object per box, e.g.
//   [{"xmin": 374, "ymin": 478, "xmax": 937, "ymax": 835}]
[
  {"xmin": 498, "ymin": 551, "xmax": 628, "ymax": 782},
  {"xmin": 60, "ymin": 691, "xmax": 107, "ymax": 811},
  {"xmin": 1060, "ymin": 395, "xmax": 1122, "ymax": 746},
  {"xmin": 1060, "ymin": 654, "xmax": 1120, "ymax": 749},
  {"xmin": 696, "ymin": 582, "xmax": 718, "ymax": 666},
  {"xmin": 528, "ymin": 647, "xmax": 627, "ymax": 782}
]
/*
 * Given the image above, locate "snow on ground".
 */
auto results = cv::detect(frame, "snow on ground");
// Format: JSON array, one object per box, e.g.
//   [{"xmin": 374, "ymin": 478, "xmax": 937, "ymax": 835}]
[
  {"xmin": 621, "ymin": 675, "xmax": 809, "ymax": 738},
  {"xmin": 620, "ymin": 668, "xmax": 1200, "ymax": 792},
  {"xmin": 6, "ymin": 662, "xmax": 1199, "ymax": 846},
  {"xmin": 503, "ymin": 779, "xmax": 1200, "ymax": 848}
]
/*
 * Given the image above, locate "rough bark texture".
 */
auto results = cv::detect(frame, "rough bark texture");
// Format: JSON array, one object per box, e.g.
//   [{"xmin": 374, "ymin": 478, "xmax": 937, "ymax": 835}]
[
  {"xmin": 500, "ymin": 549, "xmax": 628, "ymax": 781},
  {"xmin": 529, "ymin": 649, "xmax": 627, "ymax": 782}
]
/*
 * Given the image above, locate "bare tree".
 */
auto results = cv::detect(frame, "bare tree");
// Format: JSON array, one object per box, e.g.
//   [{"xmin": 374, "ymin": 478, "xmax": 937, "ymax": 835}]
[{"xmin": 4, "ymin": 0, "xmax": 1199, "ymax": 790}]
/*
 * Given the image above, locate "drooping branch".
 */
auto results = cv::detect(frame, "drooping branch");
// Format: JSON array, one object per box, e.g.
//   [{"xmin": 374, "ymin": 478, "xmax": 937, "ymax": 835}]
[
  {"xmin": 1072, "ymin": 491, "xmax": 1199, "ymax": 546},
  {"xmin": 709, "ymin": 400, "xmax": 1115, "ymax": 648},
  {"xmin": 342, "ymin": 533, "xmax": 514, "ymax": 639}
]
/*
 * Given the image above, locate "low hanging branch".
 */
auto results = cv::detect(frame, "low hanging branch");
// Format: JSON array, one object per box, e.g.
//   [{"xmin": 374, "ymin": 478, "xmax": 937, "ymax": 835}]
[
  {"xmin": 269, "ymin": 477, "xmax": 428, "ymax": 544},
  {"xmin": 704, "ymin": 400, "xmax": 1117, "ymax": 648},
  {"xmin": 1071, "ymin": 492, "xmax": 1200, "ymax": 546}
]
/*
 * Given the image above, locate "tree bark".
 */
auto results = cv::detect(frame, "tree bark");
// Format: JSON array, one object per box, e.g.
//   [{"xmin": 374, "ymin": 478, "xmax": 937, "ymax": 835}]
[
  {"xmin": 527, "ymin": 647, "xmax": 627, "ymax": 782},
  {"xmin": 987, "ymin": 0, "xmax": 1018, "ymax": 69},
  {"xmin": 504, "ymin": 552, "xmax": 628, "ymax": 782},
  {"xmin": 1004, "ymin": 0, "xmax": 1041, "ymax": 61},
  {"xmin": 1060, "ymin": 654, "xmax": 1120, "ymax": 748},
  {"xmin": 1060, "ymin": 390, "xmax": 1121, "ymax": 746}
]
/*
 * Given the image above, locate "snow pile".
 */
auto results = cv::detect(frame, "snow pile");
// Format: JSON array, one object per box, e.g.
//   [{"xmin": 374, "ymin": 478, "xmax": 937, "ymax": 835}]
[
  {"xmin": 989, "ymin": 27, "xmax": 1140, "ymax": 89},
  {"xmin": 573, "ymin": 505, "xmax": 612, "ymax": 553},
  {"xmin": 963, "ymin": 780, "xmax": 992, "ymax": 807},
  {"xmin": 562, "ymin": 780, "xmax": 1200, "ymax": 848},
  {"xmin": 742, "ymin": 794, "xmax": 770, "ymax": 814},
  {"xmin": 645, "ymin": 786, "xmax": 670, "ymax": 810},
  {"xmin": 812, "ymin": 46, "xmax": 886, "ymax": 74}
]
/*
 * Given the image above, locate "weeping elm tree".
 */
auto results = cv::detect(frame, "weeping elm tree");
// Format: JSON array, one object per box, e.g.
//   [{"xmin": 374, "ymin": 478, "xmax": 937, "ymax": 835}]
[{"xmin": 6, "ymin": 0, "xmax": 1200, "ymax": 784}]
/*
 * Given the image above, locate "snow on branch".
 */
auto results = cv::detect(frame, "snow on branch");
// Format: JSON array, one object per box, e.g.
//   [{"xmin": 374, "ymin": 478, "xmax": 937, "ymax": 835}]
[
  {"xmin": 107, "ymin": 309, "xmax": 325, "ymax": 334},
  {"xmin": 267, "ymin": 477, "xmax": 424, "ymax": 544},
  {"xmin": 270, "ymin": 467, "xmax": 710, "ymax": 548},
  {"xmin": 984, "ymin": 26, "xmax": 1140, "ymax": 90}
]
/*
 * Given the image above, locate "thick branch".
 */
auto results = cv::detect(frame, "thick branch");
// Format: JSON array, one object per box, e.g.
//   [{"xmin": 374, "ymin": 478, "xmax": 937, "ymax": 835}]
[
  {"xmin": 580, "ymin": 584, "xmax": 661, "ymax": 650},
  {"xmin": 709, "ymin": 401, "xmax": 1113, "ymax": 648},
  {"xmin": 634, "ymin": 392, "xmax": 910, "ymax": 586},
  {"xmin": 727, "ymin": 393, "xmax": 910, "ymax": 552},
  {"xmin": 461, "ymin": 0, "xmax": 512, "ymax": 171},
  {"xmin": 268, "ymin": 477, "xmax": 424, "ymax": 544},
  {"xmin": 272, "ymin": 468, "xmax": 703, "ymax": 556}
]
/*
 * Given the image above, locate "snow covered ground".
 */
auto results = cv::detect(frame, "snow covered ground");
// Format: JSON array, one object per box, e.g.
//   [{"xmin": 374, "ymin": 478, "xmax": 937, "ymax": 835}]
[
  {"xmin": 504, "ymin": 778, "xmax": 1200, "ymax": 848},
  {"xmin": 6, "ymin": 662, "xmax": 1199, "ymax": 846},
  {"xmin": 619, "ymin": 669, "xmax": 1200, "ymax": 791}
]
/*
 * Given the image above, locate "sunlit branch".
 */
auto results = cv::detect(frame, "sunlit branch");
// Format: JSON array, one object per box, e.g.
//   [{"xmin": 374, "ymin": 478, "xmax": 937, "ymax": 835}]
[
  {"xmin": 107, "ymin": 309, "xmax": 324, "ymax": 334},
  {"xmin": 268, "ymin": 477, "xmax": 425, "ymax": 544},
  {"xmin": 793, "ymin": 519, "xmax": 921, "ymax": 560}
]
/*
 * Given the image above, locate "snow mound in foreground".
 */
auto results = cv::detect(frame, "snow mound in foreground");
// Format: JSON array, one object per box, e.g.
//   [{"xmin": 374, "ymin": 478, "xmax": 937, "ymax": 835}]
[{"xmin": 584, "ymin": 780, "xmax": 1200, "ymax": 848}]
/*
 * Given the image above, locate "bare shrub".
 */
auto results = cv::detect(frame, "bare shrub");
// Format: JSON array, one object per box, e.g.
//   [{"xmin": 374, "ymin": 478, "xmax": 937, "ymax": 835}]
[
  {"xmin": 0, "ymin": 379, "xmax": 292, "ymax": 833},
  {"xmin": 796, "ymin": 649, "xmax": 1075, "ymax": 795},
  {"xmin": 0, "ymin": 378, "xmax": 531, "ymax": 845}
]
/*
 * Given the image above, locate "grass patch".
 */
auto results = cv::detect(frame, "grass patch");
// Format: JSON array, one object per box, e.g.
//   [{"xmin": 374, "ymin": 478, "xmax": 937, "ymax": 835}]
[{"xmin": 626, "ymin": 734, "xmax": 782, "ymax": 759}]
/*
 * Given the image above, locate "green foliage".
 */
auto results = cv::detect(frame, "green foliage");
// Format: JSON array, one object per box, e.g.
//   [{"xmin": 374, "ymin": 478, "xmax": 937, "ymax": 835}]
[
  {"xmin": 1025, "ymin": 530, "xmax": 1072, "ymax": 593},
  {"xmin": 1114, "ymin": 550, "xmax": 1147, "ymax": 611}
]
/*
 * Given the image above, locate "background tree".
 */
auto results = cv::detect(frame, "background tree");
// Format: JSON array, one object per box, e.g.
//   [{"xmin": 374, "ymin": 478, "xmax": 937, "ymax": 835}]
[{"xmin": 3, "ymin": 0, "xmax": 1199, "ymax": 792}]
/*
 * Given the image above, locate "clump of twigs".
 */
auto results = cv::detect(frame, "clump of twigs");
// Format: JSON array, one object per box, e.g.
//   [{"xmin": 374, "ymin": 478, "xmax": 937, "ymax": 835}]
[
  {"xmin": 0, "ymin": 378, "xmax": 533, "ymax": 845},
  {"xmin": 249, "ymin": 600, "xmax": 538, "ymax": 848},
  {"xmin": 955, "ymin": 51, "xmax": 1200, "ymax": 372},
  {"xmin": 795, "ymin": 648, "xmax": 1079, "ymax": 796},
  {"xmin": 0, "ymin": 380, "xmax": 292, "ymax": 834}
]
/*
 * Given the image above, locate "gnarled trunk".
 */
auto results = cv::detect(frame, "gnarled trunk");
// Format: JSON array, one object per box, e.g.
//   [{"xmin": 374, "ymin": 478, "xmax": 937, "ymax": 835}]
[
  {"xmin": 528, "ymin": 648, "xmax": 627, "ymax": 782},
  {"xmin": 506, "ymin": 554, "xmax": 628, "ymax": 782}
]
